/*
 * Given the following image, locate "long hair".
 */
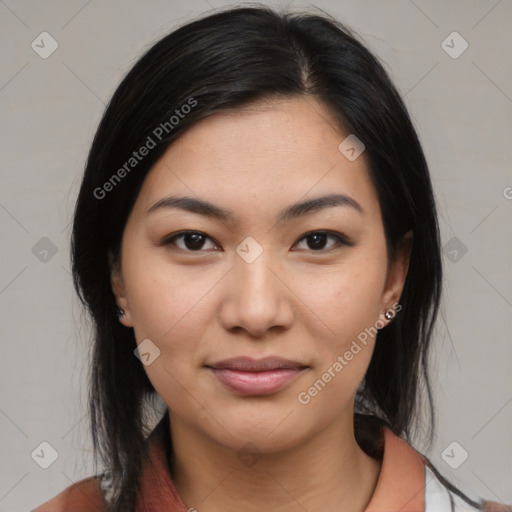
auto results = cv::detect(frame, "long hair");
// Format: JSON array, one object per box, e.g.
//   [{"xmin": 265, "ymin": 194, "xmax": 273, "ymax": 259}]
[{"xmin": 70, "ymin": 5, "xmax": 473, "ymax": 510}]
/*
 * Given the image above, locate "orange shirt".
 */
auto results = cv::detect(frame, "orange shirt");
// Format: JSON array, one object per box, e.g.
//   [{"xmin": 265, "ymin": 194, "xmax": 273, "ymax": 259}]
[{"xmin": 31, "ymin": 424, "xmax": 511, "ymax": 512}]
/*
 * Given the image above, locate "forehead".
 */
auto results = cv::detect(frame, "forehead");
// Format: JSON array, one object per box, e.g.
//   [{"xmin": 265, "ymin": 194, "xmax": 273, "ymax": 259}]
[{"xmin": 132, "ymin": 96, "xmax": 379, "ymax": 222}]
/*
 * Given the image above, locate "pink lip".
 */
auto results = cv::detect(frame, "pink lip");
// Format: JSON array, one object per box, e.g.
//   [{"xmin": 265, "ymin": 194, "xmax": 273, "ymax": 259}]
[{"xmin": 206, "ymin": 357, "xmax": 307, "ymax": 396}]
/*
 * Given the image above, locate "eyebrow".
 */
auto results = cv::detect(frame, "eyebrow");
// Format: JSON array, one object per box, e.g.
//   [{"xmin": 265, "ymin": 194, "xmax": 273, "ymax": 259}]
[{"xmin": 146, "ymin": 193, "xmax": 364, "ymax": 222}]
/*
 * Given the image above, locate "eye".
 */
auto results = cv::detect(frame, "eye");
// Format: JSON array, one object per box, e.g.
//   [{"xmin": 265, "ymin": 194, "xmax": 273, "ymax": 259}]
[
  {"xmin": 161, "ymin": 231, "xmax": 219, "ymax": 252},
  {"xmin": 292, "ymin": 231, "xmax": 350, "ymax": 252},
  {"xmin": 161, "ymin": 229, "xmax": 351, "ymax": 254}
]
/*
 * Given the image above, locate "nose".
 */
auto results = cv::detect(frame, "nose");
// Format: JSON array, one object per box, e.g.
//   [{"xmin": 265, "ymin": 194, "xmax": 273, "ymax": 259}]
[{"xmin": 218, "ymin": 247, "xmax": 294, "ymax": 339}]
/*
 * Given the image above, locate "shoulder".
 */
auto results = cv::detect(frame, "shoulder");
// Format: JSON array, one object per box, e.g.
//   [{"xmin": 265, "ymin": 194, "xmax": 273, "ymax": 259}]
[
  {"xmin": 424, "ymin": 465, "xmax": 512, "ymax": 512},
  {"xmin": 374, "ymin": 424, "xmax": 511, "ymax": 512},
  {"xmin": 31, "ymin": 474, "xmax": 107, "ymax": 512}
]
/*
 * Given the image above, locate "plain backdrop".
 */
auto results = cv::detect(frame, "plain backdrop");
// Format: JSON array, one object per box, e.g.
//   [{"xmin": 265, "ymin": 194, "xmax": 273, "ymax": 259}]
[{"xmin": 0, "ymin": 1, "xmax": 511, "ymax": 510}]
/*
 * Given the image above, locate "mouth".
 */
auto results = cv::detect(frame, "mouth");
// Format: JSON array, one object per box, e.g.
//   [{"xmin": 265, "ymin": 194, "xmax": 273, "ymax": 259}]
[{"xmin": 205, "ymin": 357, "xmax": 308, "ymax": 396}]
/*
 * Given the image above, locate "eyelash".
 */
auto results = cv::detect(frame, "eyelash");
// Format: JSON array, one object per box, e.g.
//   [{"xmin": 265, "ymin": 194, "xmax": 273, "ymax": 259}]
[{"xmin": 160, "ymin": 230, "xmax": 352, "ymax": 254}]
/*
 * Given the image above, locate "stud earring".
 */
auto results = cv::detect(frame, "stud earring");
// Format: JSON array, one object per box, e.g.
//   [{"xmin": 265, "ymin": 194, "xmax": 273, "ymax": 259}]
[
  {"xmin": 116, "ymin": 305, "xmax": 125, "ymax": 317},
  {"xmin": 384, "ymin": 309, "xmax": 394, "ymax": 320}
]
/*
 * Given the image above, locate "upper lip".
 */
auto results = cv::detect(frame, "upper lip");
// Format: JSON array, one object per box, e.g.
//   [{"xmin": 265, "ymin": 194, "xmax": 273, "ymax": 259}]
[{"xmin": 206, "ymin": 357, "xmax": 306, "ymax": 371}]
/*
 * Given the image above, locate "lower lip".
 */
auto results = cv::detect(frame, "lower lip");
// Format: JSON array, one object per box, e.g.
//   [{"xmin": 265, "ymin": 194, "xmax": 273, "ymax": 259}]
[{"xmin": 208, "ymin": 368, "xmax": 304, "ymax": 395}]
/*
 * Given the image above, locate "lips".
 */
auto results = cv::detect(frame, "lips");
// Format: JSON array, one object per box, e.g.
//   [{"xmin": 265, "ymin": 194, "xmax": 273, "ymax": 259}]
[{"xmin": 206, "ymin": 357, "xmax": 307, "ymax": 396}]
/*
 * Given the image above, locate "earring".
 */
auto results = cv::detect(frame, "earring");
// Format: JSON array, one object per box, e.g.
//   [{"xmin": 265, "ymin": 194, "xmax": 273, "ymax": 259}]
[
  {"xmin": 116, "ymin": 305, "xmax": 125, "ymax": 317},
  {"xmin": 384, "ymin": 309, "xmax": 394, "ymax": 320}
]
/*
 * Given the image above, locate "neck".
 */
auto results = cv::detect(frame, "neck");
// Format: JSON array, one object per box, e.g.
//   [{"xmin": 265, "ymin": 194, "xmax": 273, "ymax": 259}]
[{"xmin": 168, "ymin": 408, "xmax": 382, "ymax": 512}]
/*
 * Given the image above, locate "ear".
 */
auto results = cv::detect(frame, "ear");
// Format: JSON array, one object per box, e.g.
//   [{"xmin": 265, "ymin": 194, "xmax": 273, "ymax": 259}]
[
  {"xmin": 380, "ymin": 230, "xmax": 413, "ymax": 316},
  {"xmin": 109, "ymin": 250, "xmax": 133, "ymax": 327}
]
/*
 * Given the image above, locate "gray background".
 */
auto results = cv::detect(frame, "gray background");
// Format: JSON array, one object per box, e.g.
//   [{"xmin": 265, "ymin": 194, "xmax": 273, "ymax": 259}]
[{"xmin": 0, "ymin": 1, "xmax": 511, "ymax": 510}]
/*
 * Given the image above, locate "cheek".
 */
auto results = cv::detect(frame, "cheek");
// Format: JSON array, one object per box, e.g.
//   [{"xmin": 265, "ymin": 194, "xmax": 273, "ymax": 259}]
[
  {"xmin": 297, "ymin": 346, "xmax": 373, "ymax": 425},
  {"xmin": 300, "ymin": 260, "xmax": 385, "ymax": 344},
  {"xmin": 124, "ymin": 249, "xmax": 217, "ymax": 343},
  {"xmin": 121, "ymin": 257, "xmax": 221, "ymax": 407},
  {"xmin": 124, "ymin": 262, "xmax": 212, "ymax": 415},
  {"xmin": 296, "ymin": 274, "xmax": 381, "ymax": 416}
]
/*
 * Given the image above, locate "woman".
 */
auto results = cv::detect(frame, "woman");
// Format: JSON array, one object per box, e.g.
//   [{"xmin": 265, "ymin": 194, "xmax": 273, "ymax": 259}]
[{"xmin": 32, "ymin": 5, "xmax": 511, "ymax": 512}]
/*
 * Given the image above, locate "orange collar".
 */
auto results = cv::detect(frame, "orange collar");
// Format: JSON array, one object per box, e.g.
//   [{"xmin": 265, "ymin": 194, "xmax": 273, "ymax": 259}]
[
  {"xmin": 136, "ymin": 426, "xmax": 426, "ymax": 511},
  {"xmin": 364, "ymin": 426, "xmax": 426, "ymax": 512}
]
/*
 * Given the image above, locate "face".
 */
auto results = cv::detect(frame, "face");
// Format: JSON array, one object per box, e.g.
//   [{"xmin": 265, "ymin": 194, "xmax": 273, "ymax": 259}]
[{"xmin": 111, "ymin": 96, "xmax": 411, "ymax": 453}]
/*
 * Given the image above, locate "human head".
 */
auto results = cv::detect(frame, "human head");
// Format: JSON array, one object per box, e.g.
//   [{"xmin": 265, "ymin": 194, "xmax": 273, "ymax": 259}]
[{"xmin": 71, "ymin": 5, "xmax": 442, "ymax": 509}]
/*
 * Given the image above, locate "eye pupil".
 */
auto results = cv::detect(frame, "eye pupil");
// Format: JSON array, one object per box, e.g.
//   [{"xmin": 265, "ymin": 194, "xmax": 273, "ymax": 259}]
[
  {"xmin": 308, "ymin": 233, "xmax": 327, "ymax": 250},
  {"xmin": 185, "ymin": 232, "xmax": 205, "ymax": 250}
]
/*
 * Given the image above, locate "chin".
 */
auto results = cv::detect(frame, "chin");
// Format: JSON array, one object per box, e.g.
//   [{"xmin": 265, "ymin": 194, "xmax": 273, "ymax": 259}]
[
  {"xmin": 199, "ymin": 403, "xmax": 317, "ymax": 454},
  {"xmin": 216, "ymin": 424, "xmax": 309, "ymax": 455}
]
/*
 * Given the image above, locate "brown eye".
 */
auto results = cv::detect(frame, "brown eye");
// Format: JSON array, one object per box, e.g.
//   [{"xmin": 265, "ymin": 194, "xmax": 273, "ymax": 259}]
[
  {"xmin": 293, "ymin": 231, "xmax": 350, "ymax": 252},
  {"xmin": 162, "ymin": 231, "xmax": 218, "ymax": 252}
]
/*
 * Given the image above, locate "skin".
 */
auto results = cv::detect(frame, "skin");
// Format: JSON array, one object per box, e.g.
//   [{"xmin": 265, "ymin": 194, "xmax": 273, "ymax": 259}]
[{"xmin": 111, "ymin": 96, "xmax": 412, "ymax": 512}]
